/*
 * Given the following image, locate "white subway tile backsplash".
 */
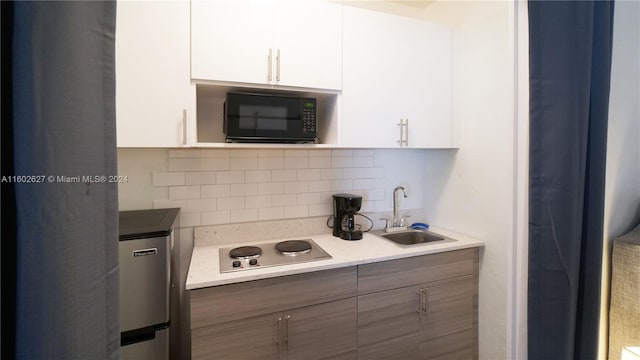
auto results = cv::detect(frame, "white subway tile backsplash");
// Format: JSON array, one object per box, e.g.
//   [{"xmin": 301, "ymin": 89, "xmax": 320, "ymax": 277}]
[
  {"xmin": 284, "ymin": 157, "xmax": 309, "ymax": 169},
  {"xmin": 258, "ymin": 157, "xmax": 284, "ymax": 170},
  {"xmin": 272, "ymin": 194, "xmax": 297, "ymax": 207},
  {"xmin": 201, "ymin": 184, "xmax": 230, "ymax": 198},
  {"xmin": 258, "ymin": 207, "xmax": 285, "ymax": 220},
  {"xmin": 185, "ymin": 172, "xmax": 216, "ymax": 185},
  {"xmin": 230, "ymin": 208, "xmax": 258, "ymax": 223},
  {"xmin": 332, "ymin": 149, "xmax": 354, "ymax": 157},
  {"xmin": 230, "ymin": 149, "xmax": 258, "ymax": 158},
  {"xmin": 230, "ymin": 183, "xmax": 258, "ymax": 196},
  {"xmin": 168, "ymin": 158, "xmax": 201, "ymax": 172},
  {"xmin": 308, "ymin": 180, "xmax": 332, "ymax": 192},
  {"xmin": 353, "ymin": 178, "xmax": 376, "ymax": 190},
  {"xmin": 186, "ymin": 199, "xmax": 217, "ymax": 212},
  {"xmin": 363, "ymin": 167, "xmax": 384, "ymax": 179},
  {"xmin": 259, "ymin": 182, "xmax": 284, "ymax": 195},
  {"xmin": 272, "ymin": 169, "xmax": 297, "ymax": 182},
  {"xmin": 284, "ymin": 205, "xmax": 308, "ymax": 219},
  {"xmin": 169, "ymin": 149, "xmax": 201, "ymax": 158},
  {"xmin": 201, "ymin": 157, "xmax": 230, "ymax": 171},
  {"xmin": 169, "ymin": 185, "xmax": 201, "ymax": 200},
  {"xmin": 152, "ymin": 172, "xmax": 185, "ymax": 186},
  {"xmin": 308, "ymin": 156, "xmax": 332, "ymax": 169},
  {"xmin": 200, "ymin": 149, "xmax": 230, "ymax": 158},
  {"xmin": 309, "ymin": 203, "xmax": 333, "ymax": 217},
  {"xmin": 230, "ymin": 157, "xmax": 258, "ymax": 170},
  {"xmin": 284, "ymin": 181, "xmax": 309, "ymax": 194},
  {"xmin": 217, "ymin": 197, "xmax": 246, "ymax": 210},
  {"xmin": 284, "ymin": 149, "xmax": 308, "ymax": 157},
  {"xmin": 201, "ymin": 210, "xmax": 230, "ymax": 225},
  {"xmin": 354, "ymin": 156, "xmax": 374, "ymax": 168},
  {"xmin": 309, "ymin": 149, "xmax": 331, "ymax": 157},
  {"xmin": 258, "ymin": 149, "xmax": 284, "ymax": 157},
  {"xmin": 217, "ymin": 171, "xmax": 244, "ymax": 184},
  {"xmin": 321, "ymin": 168, "xmax": 342, "ymax": 180},
  {"xmin": 332, "ymin": 156, "xmax": 354, "ymax": 168},
  {"xmin": 245, "ymin": 195, "xmax": 272, "ymax": 209},
  {"xmin": 153, "ymin": 199, "xmax": 186, "ymax": 210},
  {"xmin": 245, "ymin": 170, "xmax": 271, "ymax": 183},
  {"xmin": 332, "ymin": 179, "xmax": 353, "ymax": 191},
  {"xmin": 180, "ymin": 212, "xmax": 202, "ymax": 227},
  {"xmin": 296, "ymin": 169, "xmax": 321, "ymax": 181},
  {"xmin": 297, "ymin": 192, "xmax": 322, "ymax": 205},
  {"xmin": 150, "ymin": 147, "xmax": 421, "ymax": 227},
  {"xmin": 342, "ymin": 168, "xmax": 365, "ymax": 179}
]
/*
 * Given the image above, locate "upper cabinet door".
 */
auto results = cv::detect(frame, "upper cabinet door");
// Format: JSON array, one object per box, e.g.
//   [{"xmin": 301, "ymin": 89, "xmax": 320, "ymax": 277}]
[
  {"xmin": 116, "ymin": 0, "xmax": 194, "ymax": 147},
  {"xmin": 191, "ymin": 0, "xmax": 274, "ymax": 84},
  {"xmin": 191, "ymin": 0, "xmax": 342, "ymax": 90},
  {"xmin": 341, "ymin": 6, "xmax": 454, "ymax": 148},
  {"xmin": 273, "ymin": 0, "xmax": 342, "ymax": 90}
]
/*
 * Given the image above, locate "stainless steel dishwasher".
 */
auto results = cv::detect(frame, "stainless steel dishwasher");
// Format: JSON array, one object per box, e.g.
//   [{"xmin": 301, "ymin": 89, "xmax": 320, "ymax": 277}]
[{"xmin": 118, "ymin": 208, "xmax": 179, "ymax": 360}]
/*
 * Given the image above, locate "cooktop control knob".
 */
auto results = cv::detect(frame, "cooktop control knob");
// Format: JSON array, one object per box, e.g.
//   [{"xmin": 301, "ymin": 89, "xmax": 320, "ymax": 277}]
[
  {"xmin": 232, "ymin": 260, "xmax": 241, "ymax": 268},
  {"xmin": 249, "ymin": 259, "xmax": 258, "ymax": 266}
]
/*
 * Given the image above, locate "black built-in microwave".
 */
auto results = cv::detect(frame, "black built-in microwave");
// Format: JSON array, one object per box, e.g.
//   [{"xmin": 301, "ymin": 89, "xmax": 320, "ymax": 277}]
[{"xmin": 224, "ymin": 93, "xmax": 317, "ymax": 143}]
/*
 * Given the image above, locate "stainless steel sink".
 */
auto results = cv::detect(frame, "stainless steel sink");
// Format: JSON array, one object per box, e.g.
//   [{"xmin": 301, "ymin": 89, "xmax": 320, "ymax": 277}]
[{"xmin": 374, "ymin": 229, "xmax": 455, "ymax": 246}]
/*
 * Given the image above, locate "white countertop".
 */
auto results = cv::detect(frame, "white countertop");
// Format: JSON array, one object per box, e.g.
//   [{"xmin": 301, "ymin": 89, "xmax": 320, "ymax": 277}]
[{"xmin": 186, "ymin": 226, "xmax": 484, "ymax": 290}]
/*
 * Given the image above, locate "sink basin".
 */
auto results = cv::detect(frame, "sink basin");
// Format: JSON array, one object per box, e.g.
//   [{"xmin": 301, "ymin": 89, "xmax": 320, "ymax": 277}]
[{"xmin": 377, "ymin": 229, "xmax": 454, "ymax": 246}]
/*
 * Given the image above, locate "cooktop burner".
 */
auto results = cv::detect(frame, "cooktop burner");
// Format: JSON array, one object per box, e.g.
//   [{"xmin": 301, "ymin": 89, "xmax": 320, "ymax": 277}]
[
  {"xmin": 229, "ymin": 246, "xmax": 262, "ymax": 259},
  {"xmin": 219, "ymin": 239, "xmax": 331, "ymax": 273},
  {"xmin": 275, "ymin": 240, "xmax": 312, "ymax": 256}
]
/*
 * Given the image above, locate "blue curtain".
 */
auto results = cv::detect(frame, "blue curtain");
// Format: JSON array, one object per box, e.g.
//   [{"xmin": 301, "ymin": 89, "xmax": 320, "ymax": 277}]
[
  {"xmin": 10, "ymin": 1, "xmax": 120, "ymax": 359},
  {"xmin": 528, "ymin": 1, "xmax": 615, "ymax": 359}
]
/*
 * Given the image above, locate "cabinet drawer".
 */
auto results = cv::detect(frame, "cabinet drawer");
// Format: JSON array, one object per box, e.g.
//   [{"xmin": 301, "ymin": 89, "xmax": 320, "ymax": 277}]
[
  {"xmin": 191, "ymin": 266, "xmax": 357, "ymax": 328},
  {"xmin": 358, "ymin": 249, "xmax": 477, "ymax": 294}
]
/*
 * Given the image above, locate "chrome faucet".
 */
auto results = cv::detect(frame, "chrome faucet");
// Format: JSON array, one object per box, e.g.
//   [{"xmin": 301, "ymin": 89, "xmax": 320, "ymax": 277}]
[{"xmin": 380, "ymin": 186, "xmax": 409, "ymax": 232}]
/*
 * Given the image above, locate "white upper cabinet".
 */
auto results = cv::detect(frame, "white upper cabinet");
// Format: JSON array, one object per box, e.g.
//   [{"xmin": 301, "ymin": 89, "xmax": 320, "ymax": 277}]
[
  {"xmin": 191, "ymin": 0, "xmax": 342, "ymax": 90},
  {"xmin": 116, "ymin": 0, "xmax": 195, "ymax": 147},
  {"xmin": 340, "ymin": 6, "xmax": 455, "ymax": 148}
]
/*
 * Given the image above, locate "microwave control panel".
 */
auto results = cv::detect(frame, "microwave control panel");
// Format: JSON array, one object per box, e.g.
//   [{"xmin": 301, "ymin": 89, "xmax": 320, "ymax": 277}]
[{"xmin": 302, "ymin": 101, "xmax": 316, "ymax": 135}]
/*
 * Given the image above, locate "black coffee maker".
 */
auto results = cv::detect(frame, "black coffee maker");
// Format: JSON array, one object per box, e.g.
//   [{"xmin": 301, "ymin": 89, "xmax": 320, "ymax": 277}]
[{"xmin": 332, "ymin": 194, "xmax": 363, "ymax": 240}]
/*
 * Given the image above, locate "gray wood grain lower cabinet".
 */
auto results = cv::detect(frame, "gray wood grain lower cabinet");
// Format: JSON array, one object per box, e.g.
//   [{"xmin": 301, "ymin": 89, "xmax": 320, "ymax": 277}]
[
  {"xmin": 190, "ymin": 249, "xmax": 478, "ymax": 360},
  {"xmin": 357, "ymin": 249, "xmax": 479, "ymax": 360}
]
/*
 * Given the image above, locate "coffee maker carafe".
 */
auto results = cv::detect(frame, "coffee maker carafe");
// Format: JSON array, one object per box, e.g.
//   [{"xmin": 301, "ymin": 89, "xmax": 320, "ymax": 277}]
[{"xmin": 332, "ymin": 194, "xmax": 363, "ymax": 240}]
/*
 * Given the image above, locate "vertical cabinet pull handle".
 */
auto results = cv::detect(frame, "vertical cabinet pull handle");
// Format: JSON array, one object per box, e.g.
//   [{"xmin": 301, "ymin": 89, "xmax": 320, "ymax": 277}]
[
  {"xmin": 284, "ymin": 315, "xmax": 290, "ymax": 359},
  {"xmin": 397, "ymin": 119, "xmax": 409, "ymax": 147},
  {"xmin": 268, "ymin": 48, "xmax": 273, "ymax": 82},
  {"xmin": 277, "ymin": 317, "xmax": 283, "ymax": 359},
  {"xmin": 182, "ymin": 109, "xmax": 187, "ymax": 145},
  {"xmin": 416, "ymin": 288, "xmax": 424, "ymax": 319},
  {"xmin": 422, "ymin": 287, "xmax": 429, "ymax": 320},
  {"xmin": 404, "ymin": 119, "xmax": 409, "ymax": 147},
  {"xmin": 276, "ymin": 49, "xmax": 281, "ymax": 82}
]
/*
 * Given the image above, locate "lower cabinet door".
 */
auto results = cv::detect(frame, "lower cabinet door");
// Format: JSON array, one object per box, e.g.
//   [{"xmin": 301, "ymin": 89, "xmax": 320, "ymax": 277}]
[
  {"xmin": 191, "ymin": 312, "xmax": 279, "ymax": 360},
  {"xmin": 287, "ymin": 298, "xmax": 357, "ymax": 360},
  {"xmin": 420, "ymin": 275, "xmax": 476, "ymax": 360},
  {"xmin": 357, "ymin": 285, "xmax": 423, "ymax": 360}
]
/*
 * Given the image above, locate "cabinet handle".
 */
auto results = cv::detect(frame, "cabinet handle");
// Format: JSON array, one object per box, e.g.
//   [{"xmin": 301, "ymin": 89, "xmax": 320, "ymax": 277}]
[
  {"xmin": 422, "ymin": 287, "xmax": 429, "ymax": 320},
  {"xmin": 268, "ymin": 48, "xmax": 273, "ymax": 82},
  {"xmin": 397, "ymin": 119, "xmax": 404, "ymax": 146},
  {"xmin": 284, "ymin": 315, "xmax": 290, "ymax": 359},
  {"xmin": 416, "ymin": 288, "xmax": 424, "ymax": 319},
  {"xmin": 277, "ymin": 317, "xmax": 284, "ymax": 360},
  {"xmin": 276, "ymin": 49, "xmax": 281, "ymax": 82},
  {"xmin": 182, "ymin": 109, "xmax": 187, "ymax": 145},
  {"xmin": 404, "ymin": 119, "xmax": 409, "ymax": 147}
]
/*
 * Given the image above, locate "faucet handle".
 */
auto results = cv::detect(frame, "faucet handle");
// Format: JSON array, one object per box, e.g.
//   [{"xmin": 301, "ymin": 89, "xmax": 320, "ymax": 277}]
[
  {"xmin": 379, "ymin": 217, "xmax": 391, "ymax": 229},
  {"xmin": 400, "ymin": 214, "xmax": 411, "ymax": 227}
]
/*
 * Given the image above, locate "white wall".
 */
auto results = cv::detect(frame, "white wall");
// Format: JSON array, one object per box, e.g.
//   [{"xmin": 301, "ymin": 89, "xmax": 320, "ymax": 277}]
[
  {"xmin": 421, "ymin": 2, "xmax": 513, "ymax": 359},
  {"xmin": 600, "ymin": 1, "xmax": 640, "ymax": 359}
]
